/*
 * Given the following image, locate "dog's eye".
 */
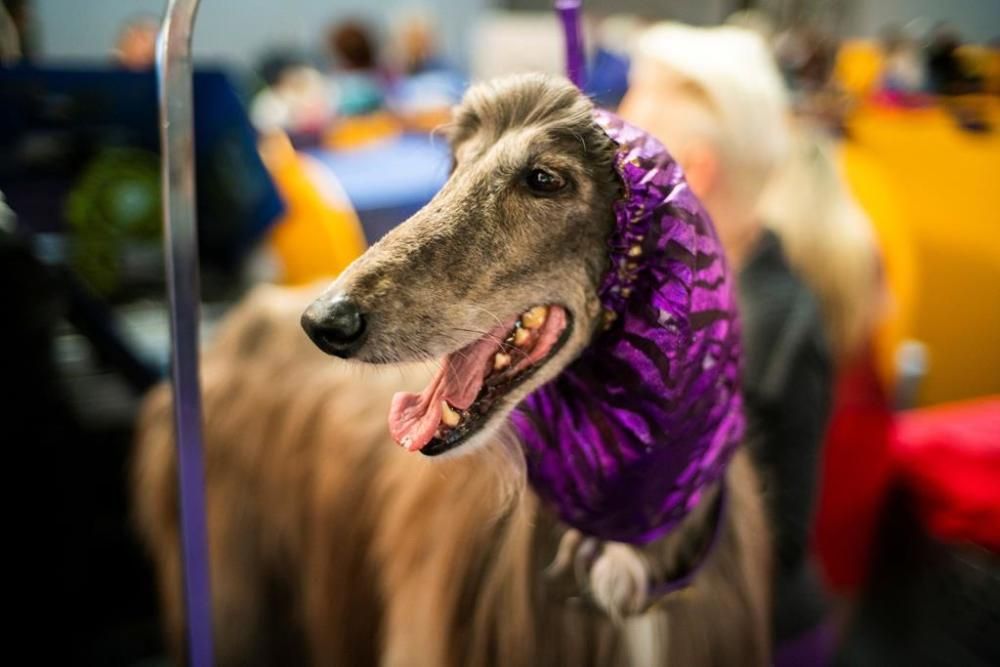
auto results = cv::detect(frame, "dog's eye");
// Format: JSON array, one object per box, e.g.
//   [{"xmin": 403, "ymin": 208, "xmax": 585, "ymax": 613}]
[{"xmin": 525, "ymin": 168, "xmax": 565, "ymax": 194}]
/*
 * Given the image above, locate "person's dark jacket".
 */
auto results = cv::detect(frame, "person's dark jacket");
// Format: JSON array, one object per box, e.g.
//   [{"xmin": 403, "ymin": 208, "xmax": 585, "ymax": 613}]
[{"xmin": 739, "ymin": 229, "xmax": 834, "ymax": 643}]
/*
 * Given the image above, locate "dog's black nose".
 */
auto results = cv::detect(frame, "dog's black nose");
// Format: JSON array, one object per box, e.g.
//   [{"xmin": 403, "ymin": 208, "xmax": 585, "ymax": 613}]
[{"xmin": 301, "ymin": 297, "xmax": 367, "ymax": 358}]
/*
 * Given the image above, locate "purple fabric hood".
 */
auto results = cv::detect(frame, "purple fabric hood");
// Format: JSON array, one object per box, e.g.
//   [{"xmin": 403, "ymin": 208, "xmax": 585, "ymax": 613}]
[{"xmin": 512, "ymin": 109, "xmax": 745, "ymax": 545}]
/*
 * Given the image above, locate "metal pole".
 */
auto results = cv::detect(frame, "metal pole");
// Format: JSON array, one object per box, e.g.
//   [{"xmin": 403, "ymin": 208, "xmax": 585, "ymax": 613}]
[
  {"xmin": 156, "ymin": 1, "xmax": 214, "ymax": 665},
  {"xmin": 555, "ymin": 0, "xmax": 585, "ymax": 89}
]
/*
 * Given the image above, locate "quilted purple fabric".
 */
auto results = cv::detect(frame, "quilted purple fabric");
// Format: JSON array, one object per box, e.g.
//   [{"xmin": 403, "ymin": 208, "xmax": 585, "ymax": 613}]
[{"xmin": 512, "ymin": 109, "xmax": 744, "ymax": 545}]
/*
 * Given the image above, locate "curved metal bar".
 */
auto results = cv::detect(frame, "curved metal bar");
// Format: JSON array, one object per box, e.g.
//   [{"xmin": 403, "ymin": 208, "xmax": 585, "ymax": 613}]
[
  {"xmin": 156, "ymin": 1, "xmax": 214, "ymax": 665},
  {"xmin": 555, "ymin": 0, "xmax": 586, "ymax": 88}
]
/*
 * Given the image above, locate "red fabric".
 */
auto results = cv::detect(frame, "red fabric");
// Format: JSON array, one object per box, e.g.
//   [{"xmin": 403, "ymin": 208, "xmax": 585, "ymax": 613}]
[
  {"xmin": 892, "ymin": 397, "xmax": 1000, "ymax": 552},
  {"xmin": 813, "ymin": 344, "xmax": 999, "ymax": 594},
  {"xmin": 813, "ymin": 352, "xmax": 894, "ymax": 592}
]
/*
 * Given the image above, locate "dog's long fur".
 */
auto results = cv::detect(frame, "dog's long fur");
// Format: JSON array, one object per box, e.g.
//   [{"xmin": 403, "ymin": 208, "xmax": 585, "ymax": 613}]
[{"xmin": 134, "ymin": 75, "xmax": 771, "ymax": 666}]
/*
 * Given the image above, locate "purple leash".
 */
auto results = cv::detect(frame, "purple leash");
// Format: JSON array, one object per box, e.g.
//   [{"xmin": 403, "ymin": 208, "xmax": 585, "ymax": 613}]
[
  {"xmin": 156, "ymin": 1, "xmax": 214, "ymax": 665},
  {"xmin": 647, "ymin": 486, "xmax": 728, "ymax": 599},
  {"xmin": 555, "ymin": 0, "xmax": 586, "ymax": 88}
]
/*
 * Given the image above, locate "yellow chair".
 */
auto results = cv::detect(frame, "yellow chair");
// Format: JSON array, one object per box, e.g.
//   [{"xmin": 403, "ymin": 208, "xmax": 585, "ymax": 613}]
[
  {"xmin": 956, "ymin": 44, "xmax": 1000, "ymax": 95},
  {"xmin": 837, "ymin": 140, "xmax": 918, "ymax": 392},
  {"xmin": 258, "ymin": 131, "xmax": 368, "ymax": 284},
  {"xmin": 841, "ymin": 99, "xmax": 1000, "ymax": 405},
  {"xmin": 323, "ymin": 111, "xmax": 402, "ymax": 151},
  {"xmin": 834, "ymin": 40, "xmax": 883, "ymax": 100}
]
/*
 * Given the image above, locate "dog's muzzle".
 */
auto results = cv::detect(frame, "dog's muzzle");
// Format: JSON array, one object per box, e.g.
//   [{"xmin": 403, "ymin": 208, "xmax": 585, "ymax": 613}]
[{"xmin": 301, "ymin": 296, "xmax": 367, "ymax": 358}]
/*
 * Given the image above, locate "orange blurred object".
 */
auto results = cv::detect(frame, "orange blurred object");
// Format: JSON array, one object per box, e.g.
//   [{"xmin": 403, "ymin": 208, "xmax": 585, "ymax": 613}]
[
  {"xmin": 834, "ymin": 40, "xmax": 884, "ymax": 100},
  {"xmin": 840, "ymin": 97, "xmax": 1000, "ymax": 405},
  {"xmin": 115, "ymin": 18, "xmax": 158, "ymax": 71},
  {"xmin": 324, "ymin": 111, "xmax": 402, "ymax": 151},
  {"xmin": 258, "ymin": 131, "xmax": 367, "ymax": 284}
]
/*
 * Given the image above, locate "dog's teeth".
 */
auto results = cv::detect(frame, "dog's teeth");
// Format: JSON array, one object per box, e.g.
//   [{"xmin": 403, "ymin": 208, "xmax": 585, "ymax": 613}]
[
  {"xmin": 440, "ymin": 401, "xmax": 461, "ymax": 427},
  {"xmin": 400, "ymin": 435, "xmax": 413, "ymax": 450},
  {"xmin": 522, "ymin": 306, "xmax": 548, "ymax": 330},
  {"xmin": 494, "ymin": 352, "xmax": 512, "ymax": 371},
  {"xmin": 514, "ymin": 328, "xmax": 531, "ymax": 346}
]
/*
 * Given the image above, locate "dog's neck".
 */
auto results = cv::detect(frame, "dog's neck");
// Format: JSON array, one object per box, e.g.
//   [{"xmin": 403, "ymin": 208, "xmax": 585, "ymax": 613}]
[{"xmin": 512, "ymin": 110, "xmax": 744, "ymax": 546}]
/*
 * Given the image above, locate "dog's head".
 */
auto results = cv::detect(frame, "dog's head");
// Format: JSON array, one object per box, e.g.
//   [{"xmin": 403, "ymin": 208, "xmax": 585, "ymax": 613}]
[{"xmin": 302, "ymin": 74, "xmax": 620, "ymax": 456}]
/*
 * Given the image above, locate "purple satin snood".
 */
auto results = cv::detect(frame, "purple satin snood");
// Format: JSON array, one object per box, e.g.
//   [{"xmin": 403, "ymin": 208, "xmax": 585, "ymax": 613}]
[{"xmin": 512, "ymin": 110, "xmax": 745, "ymax": 545}]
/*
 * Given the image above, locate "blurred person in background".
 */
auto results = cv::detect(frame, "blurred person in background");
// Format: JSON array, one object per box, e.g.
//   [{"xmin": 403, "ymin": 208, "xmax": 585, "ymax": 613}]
[
  {"xmin": 326, "ymin": 19, "xmax": 385, "ymax": 117},
  {"xmin": 926, "ymin": 22, "xmax": 983, "ymax": 96},
  {"xmin": 759, "ymin": 127, "xmax": 892, "ymax": 624},
  {"xmin": 1, "ymin": 0, "xmax": 33, "ymax": 62},
  {"xmin": 619, "ymin": 22, "xmax": 879, "ymax": 665},
  {"xmin": 1, "ymin": 1, "xmax": 20, "ymax": 63},
  {"xmin": 113, "ymin": 16, "xmax": 158, "ymax": 71},
  {"xmin": 250, "ymin": 52, "xmax": 333, "ymax": 140},
  {"xmin": 925, "ymin": 22, "xmax": 991, "ymax": 133},
  {"xmin": 772, "ymin": 21, "xmax": 850, "ymax": 133},
  {"xmin": 393, "ymin": 12, "xmax": 448, "ymax": 76},
  {"xmin": 383, "ymin": 12, "xmax": 465, "ymax": 131},
  {"xmin": 724, "ymin": 8, "xmax": 775, "ymax": 42},
  {"xmin": 874, "ymin": 23, "xmax": 928, "ymax": 107},
  {"xmin": 774, "ymin": 22, "xmax": 838, "ymax": 96}
]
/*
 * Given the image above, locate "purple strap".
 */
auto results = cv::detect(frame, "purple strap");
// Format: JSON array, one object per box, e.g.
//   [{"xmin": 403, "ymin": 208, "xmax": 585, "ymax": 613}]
[
  {"xmin": 773, "ymin": 618, "xmax": 837, "ymax": 667},
  {"xmin": 647, "ymin": 485, "xmax": 727, "ymax": 599},
  {"xmin": 555, "ymin": 0, "xmax": 586, "ymax": 88},
  {"xmin": 156, "ymin": 1, "xmax": 215, "ymax": 665}
]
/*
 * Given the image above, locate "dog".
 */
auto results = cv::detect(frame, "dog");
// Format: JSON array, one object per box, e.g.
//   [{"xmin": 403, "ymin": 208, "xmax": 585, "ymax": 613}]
[{"xmin": 134, "ymin": 73, "xmax": 770, "ymax": 666}]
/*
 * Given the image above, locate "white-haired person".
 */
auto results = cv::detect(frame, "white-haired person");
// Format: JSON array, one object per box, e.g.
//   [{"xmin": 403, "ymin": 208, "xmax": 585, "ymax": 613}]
[{"xmin": 619, "ymin": 22, "xmax": 881, "ymax": 666}]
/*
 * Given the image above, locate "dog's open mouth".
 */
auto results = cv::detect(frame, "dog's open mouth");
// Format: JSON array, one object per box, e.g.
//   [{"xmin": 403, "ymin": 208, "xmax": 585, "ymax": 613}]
[{"xmin": 389, "ymin": 305, "xmax": 570, "ymax": 456}]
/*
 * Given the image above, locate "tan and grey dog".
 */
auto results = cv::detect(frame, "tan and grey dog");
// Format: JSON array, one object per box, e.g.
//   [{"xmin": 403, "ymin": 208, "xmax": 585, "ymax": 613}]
[{"xmin": 134, "ymin": 74, "xmax": 769, "ymax": 666}]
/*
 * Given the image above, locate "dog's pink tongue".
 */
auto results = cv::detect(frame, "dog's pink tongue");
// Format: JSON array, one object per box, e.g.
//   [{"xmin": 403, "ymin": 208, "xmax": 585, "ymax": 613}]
[{"xmin": 389, "ymin": 319, "xmax": 513, "ymax": 452}]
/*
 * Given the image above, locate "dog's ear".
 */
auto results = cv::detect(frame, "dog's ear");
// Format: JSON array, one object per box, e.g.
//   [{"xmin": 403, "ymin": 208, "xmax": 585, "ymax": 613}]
[
  {"xmin": 431, "ymin": 118, "xmax": 466, "ymax": 175},
  {"xmin": 432, "ymin": 119, "xmax": 459, "ymax": 149},
  {"xmin": 430, "ymin": 120, "xmax": 461, "ymax": 174},
  {"xmin": 441, "ymin": 102, "xmax": 483, "ymax": 160}
]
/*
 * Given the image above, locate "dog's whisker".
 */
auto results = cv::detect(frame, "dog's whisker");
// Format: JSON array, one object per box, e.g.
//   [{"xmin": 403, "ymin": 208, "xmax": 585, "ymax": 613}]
[
  {"xmin": 450, "ymin": 327, "xmax": 508, "ymax": 351},
  {"xmin": 466, "ymin": 304, "xmax": 507, "ymax": 331},
  {"xmin": 451, "ymin": 327, "xmax": 492, "ymax": 337}
]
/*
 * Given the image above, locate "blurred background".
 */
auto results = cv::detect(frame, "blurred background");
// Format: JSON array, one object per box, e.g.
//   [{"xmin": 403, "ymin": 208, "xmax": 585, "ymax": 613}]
[{"xmin": 1, "ymin": 0, "xmax": 997, "ymax": 664}]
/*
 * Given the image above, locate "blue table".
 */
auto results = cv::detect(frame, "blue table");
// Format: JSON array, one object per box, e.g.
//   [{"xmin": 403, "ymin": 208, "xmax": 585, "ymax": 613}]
[{"xmin": 305, "ymin": 134, "xmax": 451, "ymax": 243}]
